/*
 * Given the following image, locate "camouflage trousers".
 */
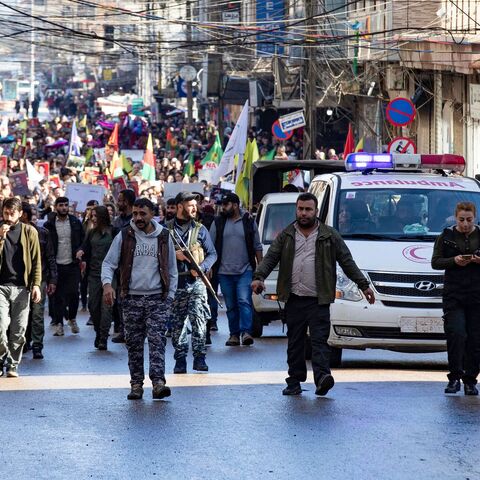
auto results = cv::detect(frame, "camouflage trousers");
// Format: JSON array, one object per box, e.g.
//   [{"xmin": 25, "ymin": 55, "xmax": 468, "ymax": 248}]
[
  {"xmin": 171, "ymin": 280, "xmax": 210, "ymax": 360},
  {"xmin": 122, "ymin": 294, "xmax": 170, "ymax": 386}
]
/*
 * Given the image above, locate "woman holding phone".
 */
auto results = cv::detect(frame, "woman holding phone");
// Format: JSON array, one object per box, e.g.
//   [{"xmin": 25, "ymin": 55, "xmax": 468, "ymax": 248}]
[{"xmin": 432, "ymin": 201, "xmax": 480, "ymax": 395}]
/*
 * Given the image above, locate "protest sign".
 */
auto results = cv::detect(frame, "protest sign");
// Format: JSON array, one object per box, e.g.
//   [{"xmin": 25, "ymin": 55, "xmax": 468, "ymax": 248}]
[
  {"xmin": 163, "ymin": 182, "xmax": 204, "ymax": 201},
  {"xmin": 122, "ymin": 149, "xmax": 144, "ymax": 163},
  {"xmin": 65, "ymin": 183, "xmax": 105, "ymax": 212},
  {"xmin": 10, "ymin": 171, "xmax": 30, "ymax": 196}
]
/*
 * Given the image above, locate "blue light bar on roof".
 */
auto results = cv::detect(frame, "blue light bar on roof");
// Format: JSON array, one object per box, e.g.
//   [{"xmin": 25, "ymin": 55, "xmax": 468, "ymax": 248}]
[{"xmin": 345, "ymin": 153, "xmax": 394, "ymax": 171}]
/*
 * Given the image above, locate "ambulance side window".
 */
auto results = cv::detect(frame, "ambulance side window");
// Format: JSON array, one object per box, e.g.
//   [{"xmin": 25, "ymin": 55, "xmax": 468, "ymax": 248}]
[{"xmin": 319, "ymin": 185, "xmax": 331, "ymax": 222}]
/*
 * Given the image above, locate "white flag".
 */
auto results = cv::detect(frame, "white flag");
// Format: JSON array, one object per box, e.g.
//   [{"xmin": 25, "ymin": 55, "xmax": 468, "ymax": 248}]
[
  {"xmin": 212, "ymin": 100, "xmax": 249, "ymax": 184},
  {"xmin": 0, "ymin": 117, "xmax": 8, "ymax": 138},
  {"xmin": 26, "ymin": 160, "xmax": 44, "ymax": 185}
]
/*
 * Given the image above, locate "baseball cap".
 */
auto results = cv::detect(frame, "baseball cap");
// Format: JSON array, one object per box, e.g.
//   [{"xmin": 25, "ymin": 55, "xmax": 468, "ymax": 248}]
[
  {"xmin": 221, "ymin": 192, "xmax": 240, "ymax": 205},
  {"xmin": 174, "ymin": 191, "xmax": 198, "ymax": 205}
]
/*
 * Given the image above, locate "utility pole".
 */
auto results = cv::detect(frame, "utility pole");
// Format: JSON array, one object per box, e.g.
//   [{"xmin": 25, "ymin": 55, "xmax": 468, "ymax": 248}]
[
  {"xmin": 303, "ymin": 0, "xmax": 317, "ymax": 160},
  {"xmin": 30, "ymin": 0, "xmax": 35, "ymax": 103},
  {"xmin": 186, "ymin": 0, "xmax": 194, "ymax": 126}
]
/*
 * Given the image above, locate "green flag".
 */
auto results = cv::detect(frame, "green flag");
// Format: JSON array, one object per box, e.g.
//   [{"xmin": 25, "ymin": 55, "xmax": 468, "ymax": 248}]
[
  {"xmin": 202, "ymin": 133, "xmax": 223, "ymax": 166},
  {"xmin": 184, "ymin": 151, "xmax": 195, "ymax": 177},
  {"xmin": 260, "ymin": 148, "xmax": 276, "ymax": 161}
]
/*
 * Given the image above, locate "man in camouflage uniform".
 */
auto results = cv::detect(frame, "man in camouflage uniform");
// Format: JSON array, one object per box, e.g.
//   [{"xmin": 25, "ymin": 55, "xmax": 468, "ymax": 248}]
[
  {"xmin": 102, "ymin": 198, "xmax": 178, "ymax": 400},
  {"xmin": 167, "ymin": 192, "xmax": 217, "ymax": 374}
]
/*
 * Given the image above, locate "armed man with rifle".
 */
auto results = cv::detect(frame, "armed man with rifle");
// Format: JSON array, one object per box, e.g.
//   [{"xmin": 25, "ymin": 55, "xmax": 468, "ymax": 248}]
[{"xmin": 167, "ymin": 192, "xmax": 217, "ymax": 374}]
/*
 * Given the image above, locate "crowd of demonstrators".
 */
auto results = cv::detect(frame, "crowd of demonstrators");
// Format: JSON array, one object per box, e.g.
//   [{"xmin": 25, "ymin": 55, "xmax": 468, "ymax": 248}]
[{"xmin": 0, "ymin": 95, "xmax": 349, "ymax": 397}]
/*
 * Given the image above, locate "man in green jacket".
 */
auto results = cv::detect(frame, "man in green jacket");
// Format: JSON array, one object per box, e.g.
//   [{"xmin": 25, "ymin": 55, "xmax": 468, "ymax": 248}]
[
  {"xmin": 252, "ymin": 192, "xmax": 375, "ymax": 396},
  {"xmin": 0, "ymin": 197, "xmax": 42, "ymax": 377}
]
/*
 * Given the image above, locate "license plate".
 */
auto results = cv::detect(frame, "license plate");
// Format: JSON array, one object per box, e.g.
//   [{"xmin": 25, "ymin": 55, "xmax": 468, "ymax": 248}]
[{"xmin": 399, "ymin": 317, "xmax": 444, "ymax": 333}]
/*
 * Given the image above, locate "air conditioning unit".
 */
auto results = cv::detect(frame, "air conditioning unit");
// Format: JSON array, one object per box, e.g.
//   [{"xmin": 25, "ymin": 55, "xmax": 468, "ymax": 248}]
[{"xmin": 386, "ymin": 66, "xmax": 406, "ymax": 90}]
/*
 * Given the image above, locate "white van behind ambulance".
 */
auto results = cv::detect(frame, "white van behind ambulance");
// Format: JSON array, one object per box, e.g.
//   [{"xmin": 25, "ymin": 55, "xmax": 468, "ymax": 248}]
[{"xmin": 309, "ymin": 153, "xmax": 480, "ymax": 366}]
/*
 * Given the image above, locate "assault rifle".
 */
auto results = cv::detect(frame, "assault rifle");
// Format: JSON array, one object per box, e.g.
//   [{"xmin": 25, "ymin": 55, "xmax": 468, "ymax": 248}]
[{"xmin": 169, "ymin": 229, "xmax": 224, "ymax": 308}]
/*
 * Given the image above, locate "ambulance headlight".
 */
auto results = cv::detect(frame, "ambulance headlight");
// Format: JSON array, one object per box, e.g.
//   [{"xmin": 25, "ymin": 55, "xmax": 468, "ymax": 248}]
[{"xmin": 336, "ymin": 267, "xmax": 362, "ymax": 302}]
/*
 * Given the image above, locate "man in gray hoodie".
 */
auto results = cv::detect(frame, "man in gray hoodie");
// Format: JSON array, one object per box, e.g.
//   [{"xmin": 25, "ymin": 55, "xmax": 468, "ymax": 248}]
[{"xmin": 102, "ymin": 197, "xmax": 178, "ymax": 400}]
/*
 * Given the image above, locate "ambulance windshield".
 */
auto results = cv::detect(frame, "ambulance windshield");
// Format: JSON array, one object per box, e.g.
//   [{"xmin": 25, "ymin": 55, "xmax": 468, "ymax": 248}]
[{"xmin": 336, "ymin": 188, "xmax": 480, "ymax": 240}]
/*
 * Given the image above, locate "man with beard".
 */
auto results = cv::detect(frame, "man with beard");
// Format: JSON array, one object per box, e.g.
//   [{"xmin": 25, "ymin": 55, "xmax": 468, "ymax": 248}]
[
  {"xmin": 0, "ymin": 198, "xmax": 42, "ymax": 377},
  {"xmin": 165, "ymin": 198, "xmax": 176, "ymax": 222},
  {"xmin": 102, "ymin": 198, "xmax": 177, "ymax": 400},
  {"xmin": 209, "ymin": 193, "xmax": 263, "ymax": 346},
  {"xmin": 113, "ymin": 189, "xmax": 135, "ymax": 230},
  {"xmin": 44, "ymin": 197, "xmax": 84, "ymax": 337},
  {"xmin": 251, "ymin": 193, "xmax": 375, "ymax": 397},
  {"xmin": 111, "ymin": 188, "xmax": 135, "ymax": 343},
  {"xmin": 168, "ymin": 192, "xmax": 217, "ymax": 374}
]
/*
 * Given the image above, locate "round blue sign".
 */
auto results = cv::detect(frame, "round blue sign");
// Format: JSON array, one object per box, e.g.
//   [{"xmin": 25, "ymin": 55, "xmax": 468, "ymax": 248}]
[
  {"xmin": 386, "ymin": 97, "xmax": 416, "ymax": 127},
  {"xmin": 271, "ymin": 120, "xmax": 293, "ymax": 140}
]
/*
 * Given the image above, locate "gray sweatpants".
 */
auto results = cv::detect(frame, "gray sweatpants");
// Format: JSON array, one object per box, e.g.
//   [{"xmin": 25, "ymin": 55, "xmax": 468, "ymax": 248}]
[{"xmin": 0, "ymin": 286, "xmax": 31, "ymax": 369}]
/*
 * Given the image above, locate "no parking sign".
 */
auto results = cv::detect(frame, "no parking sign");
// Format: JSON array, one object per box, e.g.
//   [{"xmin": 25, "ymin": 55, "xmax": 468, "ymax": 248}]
[{"xmin": 386, "ymin": 98, "xmax": 416, "ymax": 127}]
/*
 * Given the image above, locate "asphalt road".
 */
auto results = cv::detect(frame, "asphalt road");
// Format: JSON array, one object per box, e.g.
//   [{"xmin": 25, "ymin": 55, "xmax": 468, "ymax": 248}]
[{"xmin": 1, "ymin": 311, "xmax": 479, "ymax": 480}]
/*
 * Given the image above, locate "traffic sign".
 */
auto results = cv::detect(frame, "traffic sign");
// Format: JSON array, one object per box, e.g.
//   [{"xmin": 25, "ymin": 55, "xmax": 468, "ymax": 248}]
[
  {"xmin": 179, "ymin": 65, "xmax": 197, "ymax": 82},
  {"xmin": 272, "ymin": 120, "xmax": 293, "ymax": 140},
  {"xmin": 386, "ymin": 97, "xmax": 416, "ymax": 127},
  {"xmin": 387, "ymin": 137, "xmax": 417, "ymax": 154},
  {"xmin": 279, "ymin": 110, "xmax": 306, "ymax": 132}
]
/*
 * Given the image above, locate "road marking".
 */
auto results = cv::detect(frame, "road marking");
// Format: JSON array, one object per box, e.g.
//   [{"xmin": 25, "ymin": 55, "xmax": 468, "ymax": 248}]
[{"xmin": 0, "ymin": 370, "xmax": 447, "ymax": 392}]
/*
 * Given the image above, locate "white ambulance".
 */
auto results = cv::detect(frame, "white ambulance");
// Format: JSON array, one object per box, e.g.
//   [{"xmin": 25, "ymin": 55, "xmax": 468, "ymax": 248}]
[{"xmin": 309, "ymin": 153, "xmax": 480, "ymax": 366}]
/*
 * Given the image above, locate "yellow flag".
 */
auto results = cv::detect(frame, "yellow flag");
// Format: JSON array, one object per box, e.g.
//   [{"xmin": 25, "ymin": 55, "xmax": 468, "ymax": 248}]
[{"xmin": 79, "ymin": 115, "xmax": 87, "ymax": 129}]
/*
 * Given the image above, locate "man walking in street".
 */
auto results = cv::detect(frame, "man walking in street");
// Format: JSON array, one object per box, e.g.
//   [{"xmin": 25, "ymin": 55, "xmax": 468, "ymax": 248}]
[
  {"xmin": 21, "ymin": 203, "xmax": 57, "ymax": 359},
  {"xmin": 111, "ymin": 188, "xmax": 136, "ymax": 343},
  {"xmin": 102, "ymin": 198, "xmax": 177, "ymax": 400},
  {"xmin": 210, "ymin": 193, "xmax": 263, "ymax": 346},
  {"xmin": 168, "ymin": 192, "xmax": 217, "ymax": 374},
  {"xmin": 44, "ymin": 197, "xmax": 84, "ymax": 337},
  {"xmin": 251, "ymin": 193, "xmax": 375, "ymax": 396},
  {"xmin": 0, "ymin": 198, "xmax": 42, "ymax": 377}
]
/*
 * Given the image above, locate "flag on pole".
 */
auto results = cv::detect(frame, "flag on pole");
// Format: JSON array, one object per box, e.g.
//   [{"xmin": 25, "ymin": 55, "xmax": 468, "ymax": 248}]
[
  {"xmin": 212, "ymin": 100, "xmax": 249, "ymax": 184},
  {"xmin": 354, "ymin": 137, "xmax": 364, "ymax": 152},
  {"xmin": 79, "ymin": 115, "xmax": 87, "ymax": 129},
  {"xmin": 343, "ymin": 124, "xmax": 355, "ymax": 157},
  {"xmin": 18, "ymin": 120, "xmax": 28, "ymax": 131},
  {"xmin": 110, "ymin": 151, "xmax": 124, "ymax": 179},
  {"xmin": 184, "ymin": 151, "xmax": 195, "ymax": 177},
  {"xmin": 201, "ymin": 133, "xmax": 223, "ymax": 166},
  {"xmin": 141, "ymin": 133, "xmax": 156, "ymax": 181},
  {"xmin": 260, "ymin": 148, "xmax": 276, "ymax": 161},
  {"xmin": 0, "ymin": 117, "xmax": 8, "ymax": 138},
  {"xmin": 107, "ymin": 123, "xmax": 119, "ymax": 152},
  {"xmin": 69, "ymin": 120, "xmax": 83, "ymax": 157},
  {"xmin": 120, "ymin": 152, "xmax": 133, "ymax": 174},
  {"xmin": 235, "ymin": 138, "xmax": 259, "ymax": 207},
  {"xmin": 26, "ymin": 160, "xmax": 44, "ymax": 185}
]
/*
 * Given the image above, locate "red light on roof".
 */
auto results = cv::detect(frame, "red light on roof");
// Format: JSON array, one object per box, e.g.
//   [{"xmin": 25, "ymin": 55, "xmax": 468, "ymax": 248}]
[{"xmin": 420, "ymin": 154, "xmax": 465, "ymax": 173}]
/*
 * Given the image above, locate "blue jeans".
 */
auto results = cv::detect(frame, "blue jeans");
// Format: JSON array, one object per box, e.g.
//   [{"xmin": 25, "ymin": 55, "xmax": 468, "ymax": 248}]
[{"xmin": 219, "ymin": 270, "xmax": 253, "ymax": 336}]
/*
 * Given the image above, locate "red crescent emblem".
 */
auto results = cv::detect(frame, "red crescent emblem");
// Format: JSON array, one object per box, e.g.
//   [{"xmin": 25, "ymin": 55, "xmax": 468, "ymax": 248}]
[{"xmin": 402, "ymin": 245, "xmax": 432, "ymax": 264}]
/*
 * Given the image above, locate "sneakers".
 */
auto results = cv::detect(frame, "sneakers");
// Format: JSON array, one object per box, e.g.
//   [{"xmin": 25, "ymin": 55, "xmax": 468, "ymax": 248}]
[
  {"xmin": 444, "ymin": 379, "xmax": 461, "ymax": 394},
  {"xmin": 97, "ymin": 339, "xmax": 108, "ymax": 351},
  {"xmin": 210, "ymin": 321, "xmax": 218, "ymax": 331},
  {"xmin": 111, "ymin": 333, "xmax": 125, "ymax": 343},
  {"xmin": 32, "ymin": 347, "xmax": 44, "ymax": 359},
  {"xmin": 152, "ymin": 383, "xmax": 171, "ymax": 400},
  {"xmin": 127, "ymin": 384, "xmax": 144, "ymax": 400},
  {"xmin": 283, "ymin": 383, "xmax": 302, "ymax": 395},
  {"xmin": 225, "ymin": 335, "xmax": 240, "ymax": 346},
  {"xmin": 68, "ymin": 319, "xmax": 80, "ymax": 334},
  {"xmin": 173, "ymin": 357, "xmax": 187, "ymax": 374},
  {"xmin": 86, "ymin": 317, "xmax": 94, "ymax": 326},
  {"xmin": 53, "ymin": 324, "xmax": 64, "ymax": 336},
  {"xmin": 193, "ymin": 355, "xmax": 208, "ymax": 372},
  {"xmin": 165, "ymin": 329, "xmax": 172, "ymax": 338},
  {"xmin": 315, "ymin": 374, "xmax": 335, "ymax": 396},
  {"xmin": 241, "ymin": 333, "xmax": 254, "ymax": 346},
  {"xmin": 6, "ymin": 367, "xmax": 18, "ymax": 378},
  {"xmin": 464, "ymin": 384, "xmax": 479, "ymax": 396}
]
